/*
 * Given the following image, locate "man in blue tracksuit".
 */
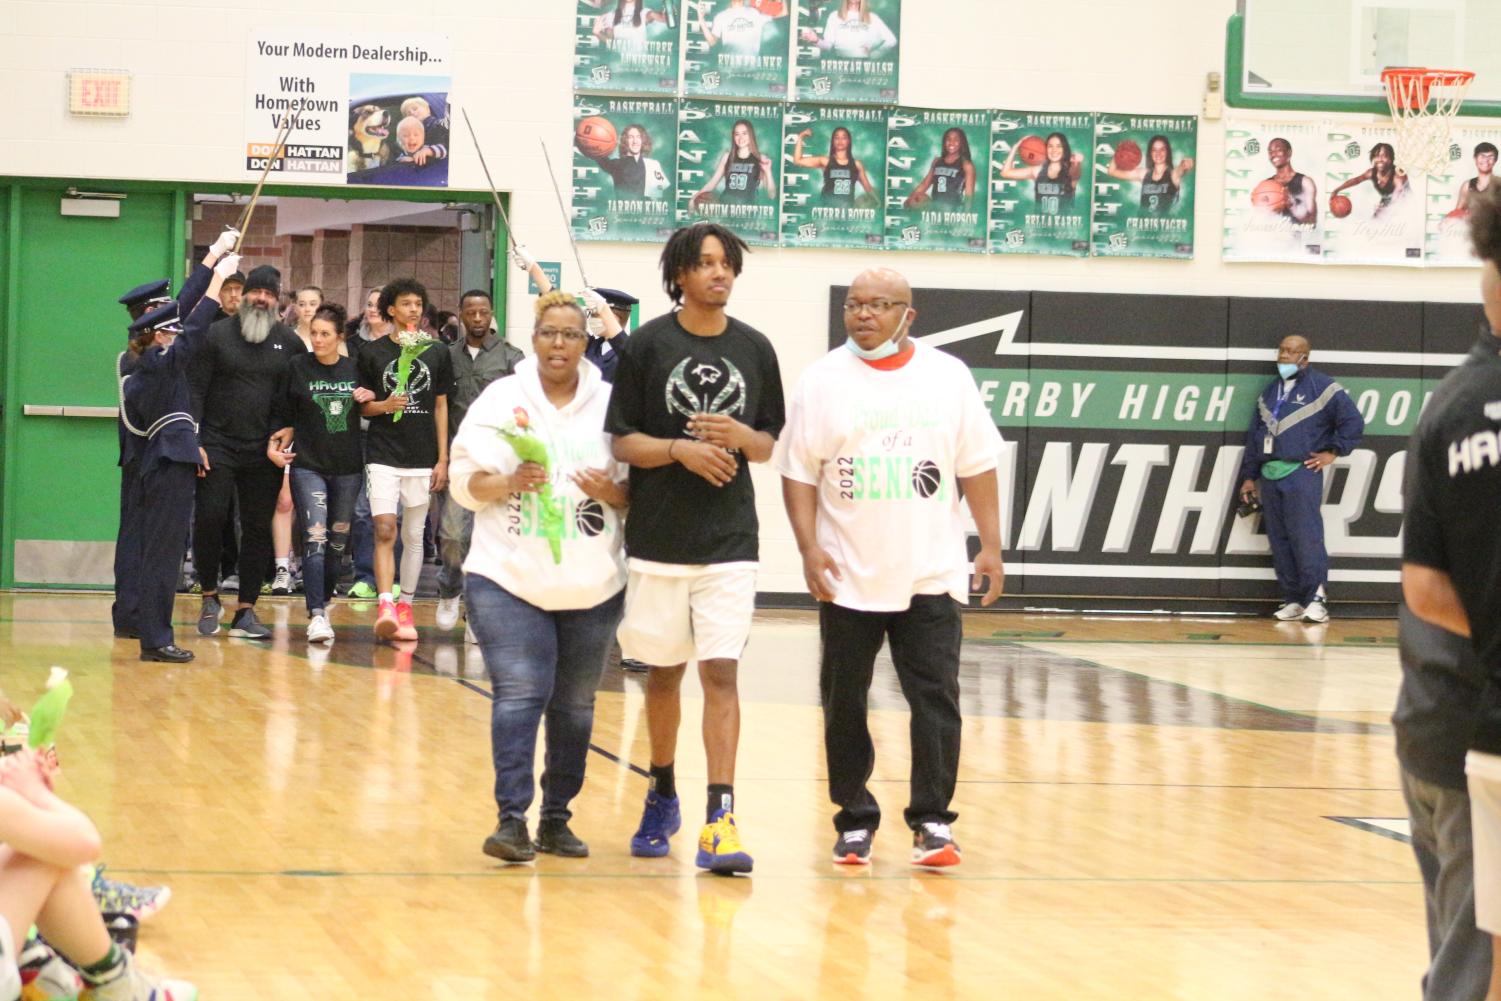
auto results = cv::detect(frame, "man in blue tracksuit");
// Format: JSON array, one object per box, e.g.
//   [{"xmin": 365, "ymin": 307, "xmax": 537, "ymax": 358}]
[{"xmin": 1238, "ymin": 334, "xmax": 1364, "ymax": 623}]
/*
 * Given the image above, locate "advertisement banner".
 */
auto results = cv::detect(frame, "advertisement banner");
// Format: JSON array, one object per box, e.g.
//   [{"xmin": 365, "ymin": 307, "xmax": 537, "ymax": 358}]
[
  {"xmin": 1222, "ymin": 121, "xmax": 1325, "ymax": 263},
  {"xmin": 677, "ymin": 100, "xmax": 783, "ymax": 245},
  {"xmin": 1323, "ymin": 124, "xmax": 1426, "ymax": 265},
  {"xmin": 781, "ymin": 103, "xmax": 887, "ymax": 249},
  {"xmin": 1425, "ymin": 127, "xmax": 1500, "ymax": 267},
  {"xmin": 245, "ymin": 31, "xmax": 453, "ymax": 188},
  {"xmin": 572, "ymin": 96, "xmax": 679, "ymax": 244},
  {"xmin": 988, "ymin": 111, "xmax": 1094, "ymax": 257},
  {"xmin": 683, "ymin": 0, "xmax": 792, "ymax": 100},
  {"xmin": 1092, "ymin": 114, "xmax": 1198, "ymax": 259},
  {"xmin": 883, "ymin": 108, "xmax": 989, "ymax": 252},
  {"xmin": 573, "ymin": 0, "xmax": 681, "ymax": 95},
  {"xmin": 791, "ymin": 0, "xmax": 900, "ymax": 104}
]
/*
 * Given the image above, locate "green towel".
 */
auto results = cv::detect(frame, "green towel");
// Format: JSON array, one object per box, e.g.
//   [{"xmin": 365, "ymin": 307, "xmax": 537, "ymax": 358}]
[{"xmin": 1261, "ymin": 459, "xmax": 1302, "ymax": 480}]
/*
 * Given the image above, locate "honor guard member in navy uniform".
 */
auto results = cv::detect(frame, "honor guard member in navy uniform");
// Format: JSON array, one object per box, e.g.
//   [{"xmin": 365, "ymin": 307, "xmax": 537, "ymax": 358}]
[
  {"xmin": 112, "ymin": 233, "xmax": 238, "ymax": 639},
  {"xmin": 120, "ymin": 253, "xmax": 241, "ymax": 662},
  {"xmin": 509, "ymin": 246, "xmax": 634, "ymax": 384},
  {"xmin": 1238, "ymin": 335, "xmax": 1364, "ymax": 624}
]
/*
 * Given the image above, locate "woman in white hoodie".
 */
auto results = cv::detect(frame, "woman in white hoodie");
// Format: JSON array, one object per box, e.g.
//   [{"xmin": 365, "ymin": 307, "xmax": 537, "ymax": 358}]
[{"xmin": 449, "ymin": 291, "xmax": 630, "ymax": 864}]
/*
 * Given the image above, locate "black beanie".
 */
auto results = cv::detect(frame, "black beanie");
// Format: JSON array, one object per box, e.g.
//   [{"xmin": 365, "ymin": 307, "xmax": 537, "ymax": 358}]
[{"xmin": 243, "ymin": 265, "xmax": 281, "ymax": 296}]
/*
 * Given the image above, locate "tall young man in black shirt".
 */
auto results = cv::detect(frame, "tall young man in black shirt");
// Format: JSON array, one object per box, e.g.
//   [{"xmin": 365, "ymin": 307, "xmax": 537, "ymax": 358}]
[
  {"xmin": 606, "ymin": 223, "xmax": 785, "ymax": 875},
  {"xmin": 1404, "ymin": 183, "xmax": 1501, "ymax": 1001},
  {"xmin": 188, "ymin": 264, "xmax": 306, "ymax": 640},
  {"xmin": 357, "ymin": 278, "xmax": 453, "ymax": 643}
]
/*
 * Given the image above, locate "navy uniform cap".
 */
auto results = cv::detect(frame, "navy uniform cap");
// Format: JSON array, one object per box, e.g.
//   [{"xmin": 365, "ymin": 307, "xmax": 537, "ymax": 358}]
[
  {"xmin": 594, "ymin": 287, "xmax": 638, "ymax": 309},
  {"xmin": 118, "ymin": 279, "xmax": 171, "ymax": 311},
  {"xmin": 128, "ymin": 301, "xmax": 182, "ymax": 335}
]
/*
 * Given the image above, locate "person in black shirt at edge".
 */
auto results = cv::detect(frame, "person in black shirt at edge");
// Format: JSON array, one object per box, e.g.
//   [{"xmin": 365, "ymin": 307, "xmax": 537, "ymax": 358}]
[
  {"xmin": 188, "ymin": 264, "xmax": 308, "ymax": 641},
  {"xmin": 267, "ymin": 303, "xmax": 374, "ymax": 645},
  {"xmin": 606, "ymin": 222, "xmax": 785, "ymax": 875},
  {"xmin": 120, "ymin": 253, "xmax": 241, "ymax": 661},
  {"xmin": 1403, "ymin": 181, "xmax": 1501, "ymax": 1001}
]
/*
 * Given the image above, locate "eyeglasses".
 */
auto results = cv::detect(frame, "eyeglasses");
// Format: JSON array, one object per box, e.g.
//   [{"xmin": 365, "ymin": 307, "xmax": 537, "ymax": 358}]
[
  {"xmin": 536, "ymin": 326, "xmax": 588, "ymax": 342},
  {"xmin": 842, "ymin": 299, "xmax": 909, "ymax": 315}
]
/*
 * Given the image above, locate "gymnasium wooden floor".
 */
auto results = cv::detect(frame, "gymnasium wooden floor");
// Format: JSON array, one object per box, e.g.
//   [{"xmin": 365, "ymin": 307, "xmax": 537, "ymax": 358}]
[{"xmin": 1, "ymin": 591, "xmax": 1420, "ymax": 999}]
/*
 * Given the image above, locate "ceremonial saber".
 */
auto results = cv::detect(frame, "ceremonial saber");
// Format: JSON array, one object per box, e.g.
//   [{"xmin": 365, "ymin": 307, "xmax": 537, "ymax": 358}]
[
  {"xmin": 538, "ymin": 139, "xmax": 592, "ymax": 290},
  {"xmin": 459, "ymin": 107, "xmax": 519, "ymax": 253},
  {"xmin": 233, "ymin": 100, "xmax": 301, "ymax": 253}
]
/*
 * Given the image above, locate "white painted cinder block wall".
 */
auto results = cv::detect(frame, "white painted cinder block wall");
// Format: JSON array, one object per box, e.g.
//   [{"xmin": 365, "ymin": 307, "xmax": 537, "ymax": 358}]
[{"xmin": 1, "ymin": 0, "xmax": 1482, "ymax": 594}]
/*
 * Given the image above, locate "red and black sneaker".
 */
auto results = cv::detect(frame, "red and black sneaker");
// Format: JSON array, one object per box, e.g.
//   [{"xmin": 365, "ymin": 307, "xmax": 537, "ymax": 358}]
[
  {"xmin": 833, "ymin": 828, "xmax": 873, "ymax": 865},
  {"xmin": 911, "ymin": 822, "xmax": 961, "ymax": 868}
]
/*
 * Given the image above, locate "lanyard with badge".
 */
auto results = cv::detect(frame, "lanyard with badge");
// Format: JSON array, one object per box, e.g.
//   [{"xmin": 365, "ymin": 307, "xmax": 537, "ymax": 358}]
[{"xmin": 1264, "ymin": 381, "xmax": 1292, "ymax": 454}]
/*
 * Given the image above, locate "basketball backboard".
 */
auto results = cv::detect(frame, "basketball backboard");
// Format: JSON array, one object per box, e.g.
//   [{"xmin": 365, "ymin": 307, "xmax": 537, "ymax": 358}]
[{"xmin": 1229, "ymin": 0, "xmax": 1501, "ymax": 115}]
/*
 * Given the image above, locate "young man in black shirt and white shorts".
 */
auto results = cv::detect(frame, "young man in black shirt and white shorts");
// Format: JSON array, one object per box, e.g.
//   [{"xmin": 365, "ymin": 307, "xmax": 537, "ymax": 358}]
[
  {"xmin": 606, "ymin": 222, "xmax": 785, "ymax": 875},
  {"xmin": 357, "ymin": 278, "xmax": 454, "ymax": 643},
  {"xmin": 1404, "ymin": 182, "xmax": 1501, "ymax": 1001}
]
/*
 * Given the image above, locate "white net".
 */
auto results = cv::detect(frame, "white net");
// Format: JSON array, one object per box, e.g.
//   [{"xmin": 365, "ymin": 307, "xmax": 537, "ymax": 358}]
[{"xmin": 1383, "ymin": 69, "xmax": 1475, "ymax": 177}]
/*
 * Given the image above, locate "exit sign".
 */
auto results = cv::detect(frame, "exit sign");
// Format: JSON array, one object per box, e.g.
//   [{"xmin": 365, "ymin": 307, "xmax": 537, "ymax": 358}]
[{"xmin": 67, "ymin": 70, "xmax": 132, "ymax": 118}]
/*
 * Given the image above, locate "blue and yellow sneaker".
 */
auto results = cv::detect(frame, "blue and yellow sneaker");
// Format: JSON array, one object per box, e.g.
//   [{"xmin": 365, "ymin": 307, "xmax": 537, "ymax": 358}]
[
  {"xmin": 696, "ymin": 809, "xmax": 753, "ymax": 875},
  {"xmin": 630, "ymin": 791, "xmax": 681, "ymax": 857}
]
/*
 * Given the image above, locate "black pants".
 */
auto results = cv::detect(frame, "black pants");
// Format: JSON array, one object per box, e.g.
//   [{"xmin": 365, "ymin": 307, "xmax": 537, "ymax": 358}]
[
  {"xmin": 129, "ymin": 460, "xmax": 196, "ymax": 650},
  {"xmin": 819, "ymin": 595, "xmax": 963, "ymax": 833},
  {"xmin": 112, "ymin": 458, "xmax": 141, "ymax": 633},
  {"xmin": 192, "ymin": 443, "xmax": 283, "ymax": 603}
]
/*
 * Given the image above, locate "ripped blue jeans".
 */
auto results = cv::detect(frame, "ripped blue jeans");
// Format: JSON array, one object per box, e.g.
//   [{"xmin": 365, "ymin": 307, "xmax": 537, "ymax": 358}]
[{"xmin": 288, "ymin": 467, "xmax": 361, "ymax": 617}]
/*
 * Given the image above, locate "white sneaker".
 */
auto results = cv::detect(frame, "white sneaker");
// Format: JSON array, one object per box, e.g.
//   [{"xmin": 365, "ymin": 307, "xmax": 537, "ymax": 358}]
[
  {"xmin": 271, "ymin": 566, "xmax": 292, "ymax": 594},
  {"xmin": 464, "ymin": 620, "xmax": 478, "ymax": 645},
  {"xmin": 307, "ymin": 615, "xmax": 335, "ymax": 644},
  {"xmin": 1302, "ymin": 600, "xmax": 1330, "ymax": 623},
  {"xmin": 82, "ymin": 948, "xmax": 198, "ymax": 1001},
  {"xmin": 436, "ymin": 595, "xmax": 462, "ymax": 630},
  {"xmin": 1273, "ymin": 602, "xmax": 1305, "ymax": 620}
]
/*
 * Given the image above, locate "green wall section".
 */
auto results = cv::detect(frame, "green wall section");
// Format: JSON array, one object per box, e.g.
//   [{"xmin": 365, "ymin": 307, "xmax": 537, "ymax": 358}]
[{"xmin": 0, "ymin": 177, "xmax": 505, "ymax": 588}]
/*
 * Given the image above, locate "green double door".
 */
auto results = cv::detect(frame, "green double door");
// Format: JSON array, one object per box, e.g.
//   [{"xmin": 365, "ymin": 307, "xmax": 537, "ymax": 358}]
[{"xmin": 0, "ymin": 185, "xmax": 177, "ymax": 587}]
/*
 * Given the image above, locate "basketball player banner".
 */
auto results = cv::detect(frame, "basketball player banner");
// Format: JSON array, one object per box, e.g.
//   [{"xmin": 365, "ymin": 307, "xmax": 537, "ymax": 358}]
[
  {"xmin": 1425, "ymin": 125, "xmax": 1501, "ymax": 267},
  {"xmin": 780, "ymin": 103, "xmax": 888, "ymax": 249},
  {"xmin": 572, "ymin": 97, "xmax": 679, "ymax": 243},
  {"xmin": 883, "ymin": 108, "xmax": 989, "ymax": 253},
  {"xmin": 1222, "ymin": 121, "xmax": 1326, "ymax": 264},
  {"xmin": 1091, "ymin": 114, "xmax": 1198, "ymax": 260},
  {"xmin": 244, "ymin": 30, "xmax": 453, "ymax": 188},
  {"xmin": 676, "ymin": 100, "xmax": 783, "ymax": 245},
  {"xmin": 792, "ymin": 0, "xmax": 900, "ymax": 104},
  {"xmin": 573, "ymin": 0, "xmax": 681, "ymax": 95},
  {"xmin": 988, "ymin": 110, "xmax": 1095, "ymax": 258},
  {"xmin": 1323, "ymin": 123, "xmax": 1426, "ymax": 266},
  {"xmin": 826, "ymin": 285, "xmax": 1479, "ymax": 602},
  {"xmin": 683, "ymin": 0, "xmax": 792, "ymax": 100}
]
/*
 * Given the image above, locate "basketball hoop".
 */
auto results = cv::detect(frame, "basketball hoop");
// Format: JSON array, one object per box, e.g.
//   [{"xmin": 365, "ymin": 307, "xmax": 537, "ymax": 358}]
[{"xmin": 1382, "ymin": 67, "xmax": 1475, "ymax": 177}]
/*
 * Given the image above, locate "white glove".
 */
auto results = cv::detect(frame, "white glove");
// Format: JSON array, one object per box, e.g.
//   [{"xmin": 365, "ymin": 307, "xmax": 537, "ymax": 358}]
[
  {"xmin": 211, "ymin": 229, "xmax": 241, "ymax": 258},
  {"xmin": 214, "ymin": 253, "xmax": 242, "ymax": 279},
  {"xmin": 580, "ymin": 287, "xmax": 607, "ymax": 315},
  {"xmin": 510, "ymin": 244, "xmax": 536, "ymax": 271}
]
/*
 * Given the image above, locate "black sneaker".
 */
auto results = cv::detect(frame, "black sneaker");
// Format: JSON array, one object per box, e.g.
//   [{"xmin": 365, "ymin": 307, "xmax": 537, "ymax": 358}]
[
  {"xmin": 228, "ymin": 607, "xmax": 271, "ymax": 639},
  {"xmin": 483, "ymin": 817, "xmax": 535, "ymax": 863},
  {"xmin": 833, "ymin": 828, "xmax": 873, "ymax": 865},
  {"xmin": 197, "ymin": 597, "xmax": 222, "ymax": 637},
  {"xmin": 911, "ymin": 822, "xmax": 961, "ymax": 868},
  {"xmin": 535, "ymin": 819, "xmax": 589, "ymax": 858},
  {"xmin": 620, "ymin": 658, "xmax": 650, "ymax": 673}
]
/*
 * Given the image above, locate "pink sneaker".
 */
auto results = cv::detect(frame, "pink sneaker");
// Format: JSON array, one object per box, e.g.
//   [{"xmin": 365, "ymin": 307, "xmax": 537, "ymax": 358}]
[
  {"xmin": 394, "ymin": 601, "xmax": 418, "ymax": 641},
  {"xmin": 375, "ymin": 599, "xmax": 399, "ymax": 641}
]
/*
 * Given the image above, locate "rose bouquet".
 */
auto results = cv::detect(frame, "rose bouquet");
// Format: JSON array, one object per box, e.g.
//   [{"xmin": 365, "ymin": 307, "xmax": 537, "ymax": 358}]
[
  {"xmin": 392, "ymin": 328, "xmax": 437, "ymax": 423},
  {"xmin": 486, "ymin": 407, "xmax": 565, "ymax": 564}
]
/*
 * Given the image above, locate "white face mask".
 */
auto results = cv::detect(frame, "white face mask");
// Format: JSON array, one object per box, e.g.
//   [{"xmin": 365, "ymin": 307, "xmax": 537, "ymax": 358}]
[{"xmin": 844, "ymin": 315, "xmax": 911, "ymax": 360}]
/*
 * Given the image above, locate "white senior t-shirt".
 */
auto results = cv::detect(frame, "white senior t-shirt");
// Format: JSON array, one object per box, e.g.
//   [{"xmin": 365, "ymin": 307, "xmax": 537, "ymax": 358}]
[
  {"xmin": 775, "ymin": 341, "xmax": 1002, "ymax": 612},
  {"xmin": 712, "ymin": 6, "xmax": 771, "ymax": 54}
]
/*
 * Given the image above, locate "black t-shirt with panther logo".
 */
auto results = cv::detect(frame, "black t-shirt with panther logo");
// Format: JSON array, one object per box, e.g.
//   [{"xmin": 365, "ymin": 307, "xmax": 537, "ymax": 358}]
[
  {"xmin": 271, "ymin": 353, "xmax": 364, "ymax": 475},
  {"xmin": 356, "ymin": 334, "xmax": 455, "ymax": 470},
  {"xmin": 605, "ymin": 311, "xmax": 785, "ymax": 564}
]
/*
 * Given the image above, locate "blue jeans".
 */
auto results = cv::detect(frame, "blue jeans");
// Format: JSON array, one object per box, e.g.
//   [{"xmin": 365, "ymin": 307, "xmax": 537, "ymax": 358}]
[
  {"xmin": 289, "ymin": 467, "xmax": 360, "ymax": 616},
  {"xmin": 465, "ymin": 574, "xmax": 624, "ymax": 823},
  {"xmin": 351, "ymin": 482, "xmax": 375, "ymax": 589}
]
